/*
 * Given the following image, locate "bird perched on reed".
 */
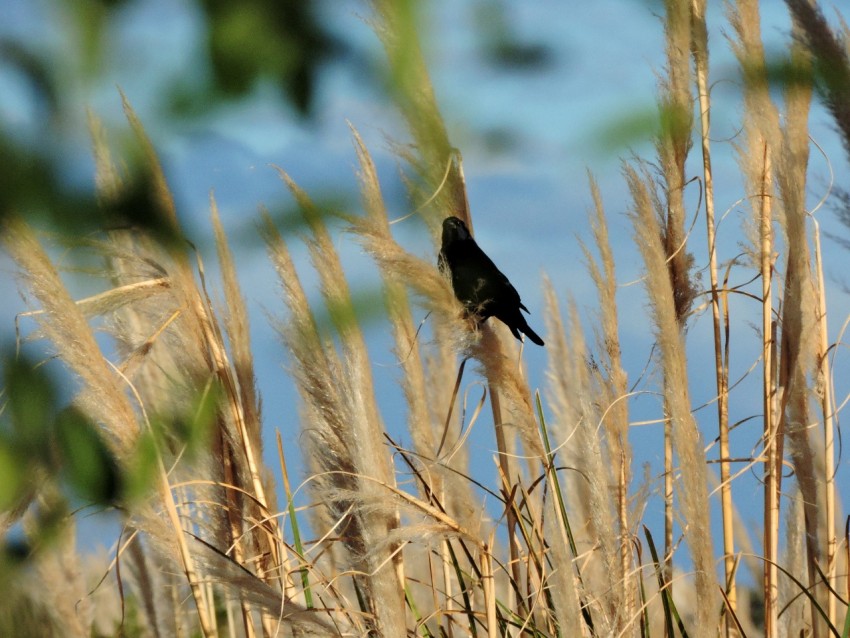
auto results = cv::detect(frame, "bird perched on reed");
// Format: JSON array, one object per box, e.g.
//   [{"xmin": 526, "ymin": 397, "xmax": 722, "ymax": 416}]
[{"xmin": 439, "ymin": 215, "xmax": 544, "ymax": 346}]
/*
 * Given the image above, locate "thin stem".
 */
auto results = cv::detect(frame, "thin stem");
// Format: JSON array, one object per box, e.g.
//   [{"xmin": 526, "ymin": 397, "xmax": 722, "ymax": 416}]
[
  {"xmin": 691, "ymin": 1, "xmax": 736, "ymax": 632},
  {"xmin": 814, "ymin": 221, "xmax": 837, "ymax": 627},
  {"xmin": 759, "ymin": 142, "xmax": 779, "ymax": 638}
]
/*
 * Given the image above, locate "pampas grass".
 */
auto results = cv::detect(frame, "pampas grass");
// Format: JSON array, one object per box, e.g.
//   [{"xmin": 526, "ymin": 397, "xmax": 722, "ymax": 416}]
[{"xmin": 3, "ymin": 1, "xmax": 850, "ymax": 636}]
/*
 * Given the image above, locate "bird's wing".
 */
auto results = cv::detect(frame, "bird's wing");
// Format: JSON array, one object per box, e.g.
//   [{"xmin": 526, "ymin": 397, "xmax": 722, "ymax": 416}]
[{"xmin": 471, "ymin": 245, "xmax": 519, "ymax": 296}]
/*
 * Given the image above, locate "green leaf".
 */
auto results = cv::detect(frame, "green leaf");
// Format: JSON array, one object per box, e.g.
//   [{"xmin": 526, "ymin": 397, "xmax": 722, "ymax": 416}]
[
  {"xmin": 124, "ymin": 429, "xmax": 159, "ymax": 503},
  {"xmin": 156, "ymin": 381, "xmax": 219, "ymax": 456},
  {"xmin": 3, "ymin": 356, "xmax": 55, "ymax": 458},
  {"xmin": 183, "ymin": 382, "xmax": 219, "ymax": 451},
  {"xmin": 54, "ymin": 408, "xmax": 121, "ymax": 505},
  {"xmin": 0, "ymin": 436, "xmax": 25, "ymax": 510}
]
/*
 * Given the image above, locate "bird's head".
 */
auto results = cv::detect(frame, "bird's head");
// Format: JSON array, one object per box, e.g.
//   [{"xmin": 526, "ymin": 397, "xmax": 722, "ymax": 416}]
[{"xmin": 441, "ymin": 216, "xmax": 472, "ymax": 245}]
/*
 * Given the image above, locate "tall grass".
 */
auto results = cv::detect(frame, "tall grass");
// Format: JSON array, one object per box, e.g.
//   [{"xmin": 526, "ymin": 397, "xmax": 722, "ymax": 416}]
[{"xmin": 2, "ymin": 1, "xmax": 849, "ymax": 636}]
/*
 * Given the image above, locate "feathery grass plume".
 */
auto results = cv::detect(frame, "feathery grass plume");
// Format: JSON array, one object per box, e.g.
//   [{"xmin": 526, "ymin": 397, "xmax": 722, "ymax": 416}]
[
  {"xmin": 726, "ymin": 0, "xmax": 782, "ymax": 242},
  {"xmin": 779, "ymin": 490, "xmax": 812, "ymax": 635},
  {"xmin": 784, "ymin": 0, "xmax": 850, "ymax": 163},
  {"xmin": 621, "ymin": 165, "xmax": 677, "ymax": 588},
  {"xmin": 260, "ymin": 213, "xmax": 367, "ymax": 621},
  {"xmin": 656, "ymin": 0, "xmax": 697, "ymax": 324},
  {"xmin": 91, "ymin": 113, "xmax": 296, "ymax": 634},
  {"xmin": 281, "ymin": 172, "xmax": 405, "ymax": 634},
  {"xmin": 727, "ymin": 0, "xmax": 780, "ymax": 258},
  {"xmin": 348, "ymin": 129, "xmax": 432, "ymax": 456},
  {"xmin": 262, "ymin": 175, "xmax": 406, "ymax": 635},
  {"xmin": 210, "ymin": 195, "xmax": 263, "ymax": 471},
  {"xmin": 347, "ymin": 128, "xmax": 481, "ymax": 538},
  {"xmin": 2, "ymin": 218, "xmax": 139, "ymax": 454},
  {"xmin": 626, "ymin": 163, "xmax": 718, "ymax": 635},
  {"xmin": 344, "ymin": 128, "xmax": 436, "ymax": 456},
  {"xmin": 119, "ymin": 91, "xmax": 183, "ymax": 241},
  {"xmin": 30, "ymin": 516, "xmax": 93, "ymax": 638},
  {"xmin": 580, "ymin": 172, "xmax": 635, "ymax": 618},
  {"xmin": 773, "ymin": 18, "xmax": 831, "ymax": 632},
  {"xmin": 367, "ymin": 0, "xmax": 469, "ymax": 232},
  {"xmin": 543, "ymin": 286, "xmax": 621, "ymax": 635}
]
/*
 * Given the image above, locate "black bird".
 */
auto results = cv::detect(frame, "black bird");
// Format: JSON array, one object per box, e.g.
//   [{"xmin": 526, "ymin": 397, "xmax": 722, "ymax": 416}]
[{"xmin": 439, "ymin": 216, "xmax": 545, "ymax": 346}]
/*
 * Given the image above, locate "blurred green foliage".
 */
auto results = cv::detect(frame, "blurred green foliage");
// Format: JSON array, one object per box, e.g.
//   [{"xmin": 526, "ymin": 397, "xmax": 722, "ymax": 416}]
[
  {"xmin": 0, "ymin": 0, "xmax": 339, "ymax": 235},
  {"xmin": 0, "ymin": 344, "xmax": 223, "ymax": 567},
  {"xmin": 54, "ymin": 407, "xmax": 123, "ymax": 505},
  {"xmin": 3, "ymin": 355, "xmax": 55, "ymax": 460},
  {"xmin": 202, "ymin": 0, "xmax": 336, "ymax": 112}
]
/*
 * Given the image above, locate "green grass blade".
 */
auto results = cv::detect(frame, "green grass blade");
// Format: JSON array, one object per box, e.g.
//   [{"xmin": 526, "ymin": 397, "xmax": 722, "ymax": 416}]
[{"xmin": 644, "ymin": 526, "xmax": 688, "ymax": 638}]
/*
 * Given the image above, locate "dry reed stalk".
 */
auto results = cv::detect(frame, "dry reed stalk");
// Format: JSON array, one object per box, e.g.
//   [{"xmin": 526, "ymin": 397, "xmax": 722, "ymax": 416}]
[
  {"xmin": 482, "ymin": 535, "xmax": 497, "ymax": 638},
  {"xmin": 726, "ymin": 1, "xmax": 783, "ymax": 632},
  {"xmin": 813, "ymin": 218, "xmax": 838, "ymax": 629},
  {"xmin": 626, "ymin": 164, "xmax": 718, "ymax": 636},
  {"xmin": 690, "ymin": 1, "xmax": 739, "ymax": 632}
]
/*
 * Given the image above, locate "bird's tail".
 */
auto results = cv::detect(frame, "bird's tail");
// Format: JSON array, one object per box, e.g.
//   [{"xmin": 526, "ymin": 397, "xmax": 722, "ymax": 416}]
[
  {"xmin": 520, "ymin": 320, "xmax": 545, "ymax": 347},
  {"xmin": 502, "ymin": 312, "xmax": 546, "ymax": 346}
]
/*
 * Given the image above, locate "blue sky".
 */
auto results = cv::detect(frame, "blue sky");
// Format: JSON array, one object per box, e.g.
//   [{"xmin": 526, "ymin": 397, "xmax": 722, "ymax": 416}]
[{"xmin": 2, "ymin": 0, "xmax": 850, "ymax": 579}]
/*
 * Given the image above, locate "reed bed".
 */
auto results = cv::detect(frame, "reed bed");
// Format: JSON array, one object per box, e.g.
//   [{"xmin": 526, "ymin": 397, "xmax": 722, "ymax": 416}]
[{"xmin": 2, "ymin": 1, "xmax": 849, "ymax": 636}]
